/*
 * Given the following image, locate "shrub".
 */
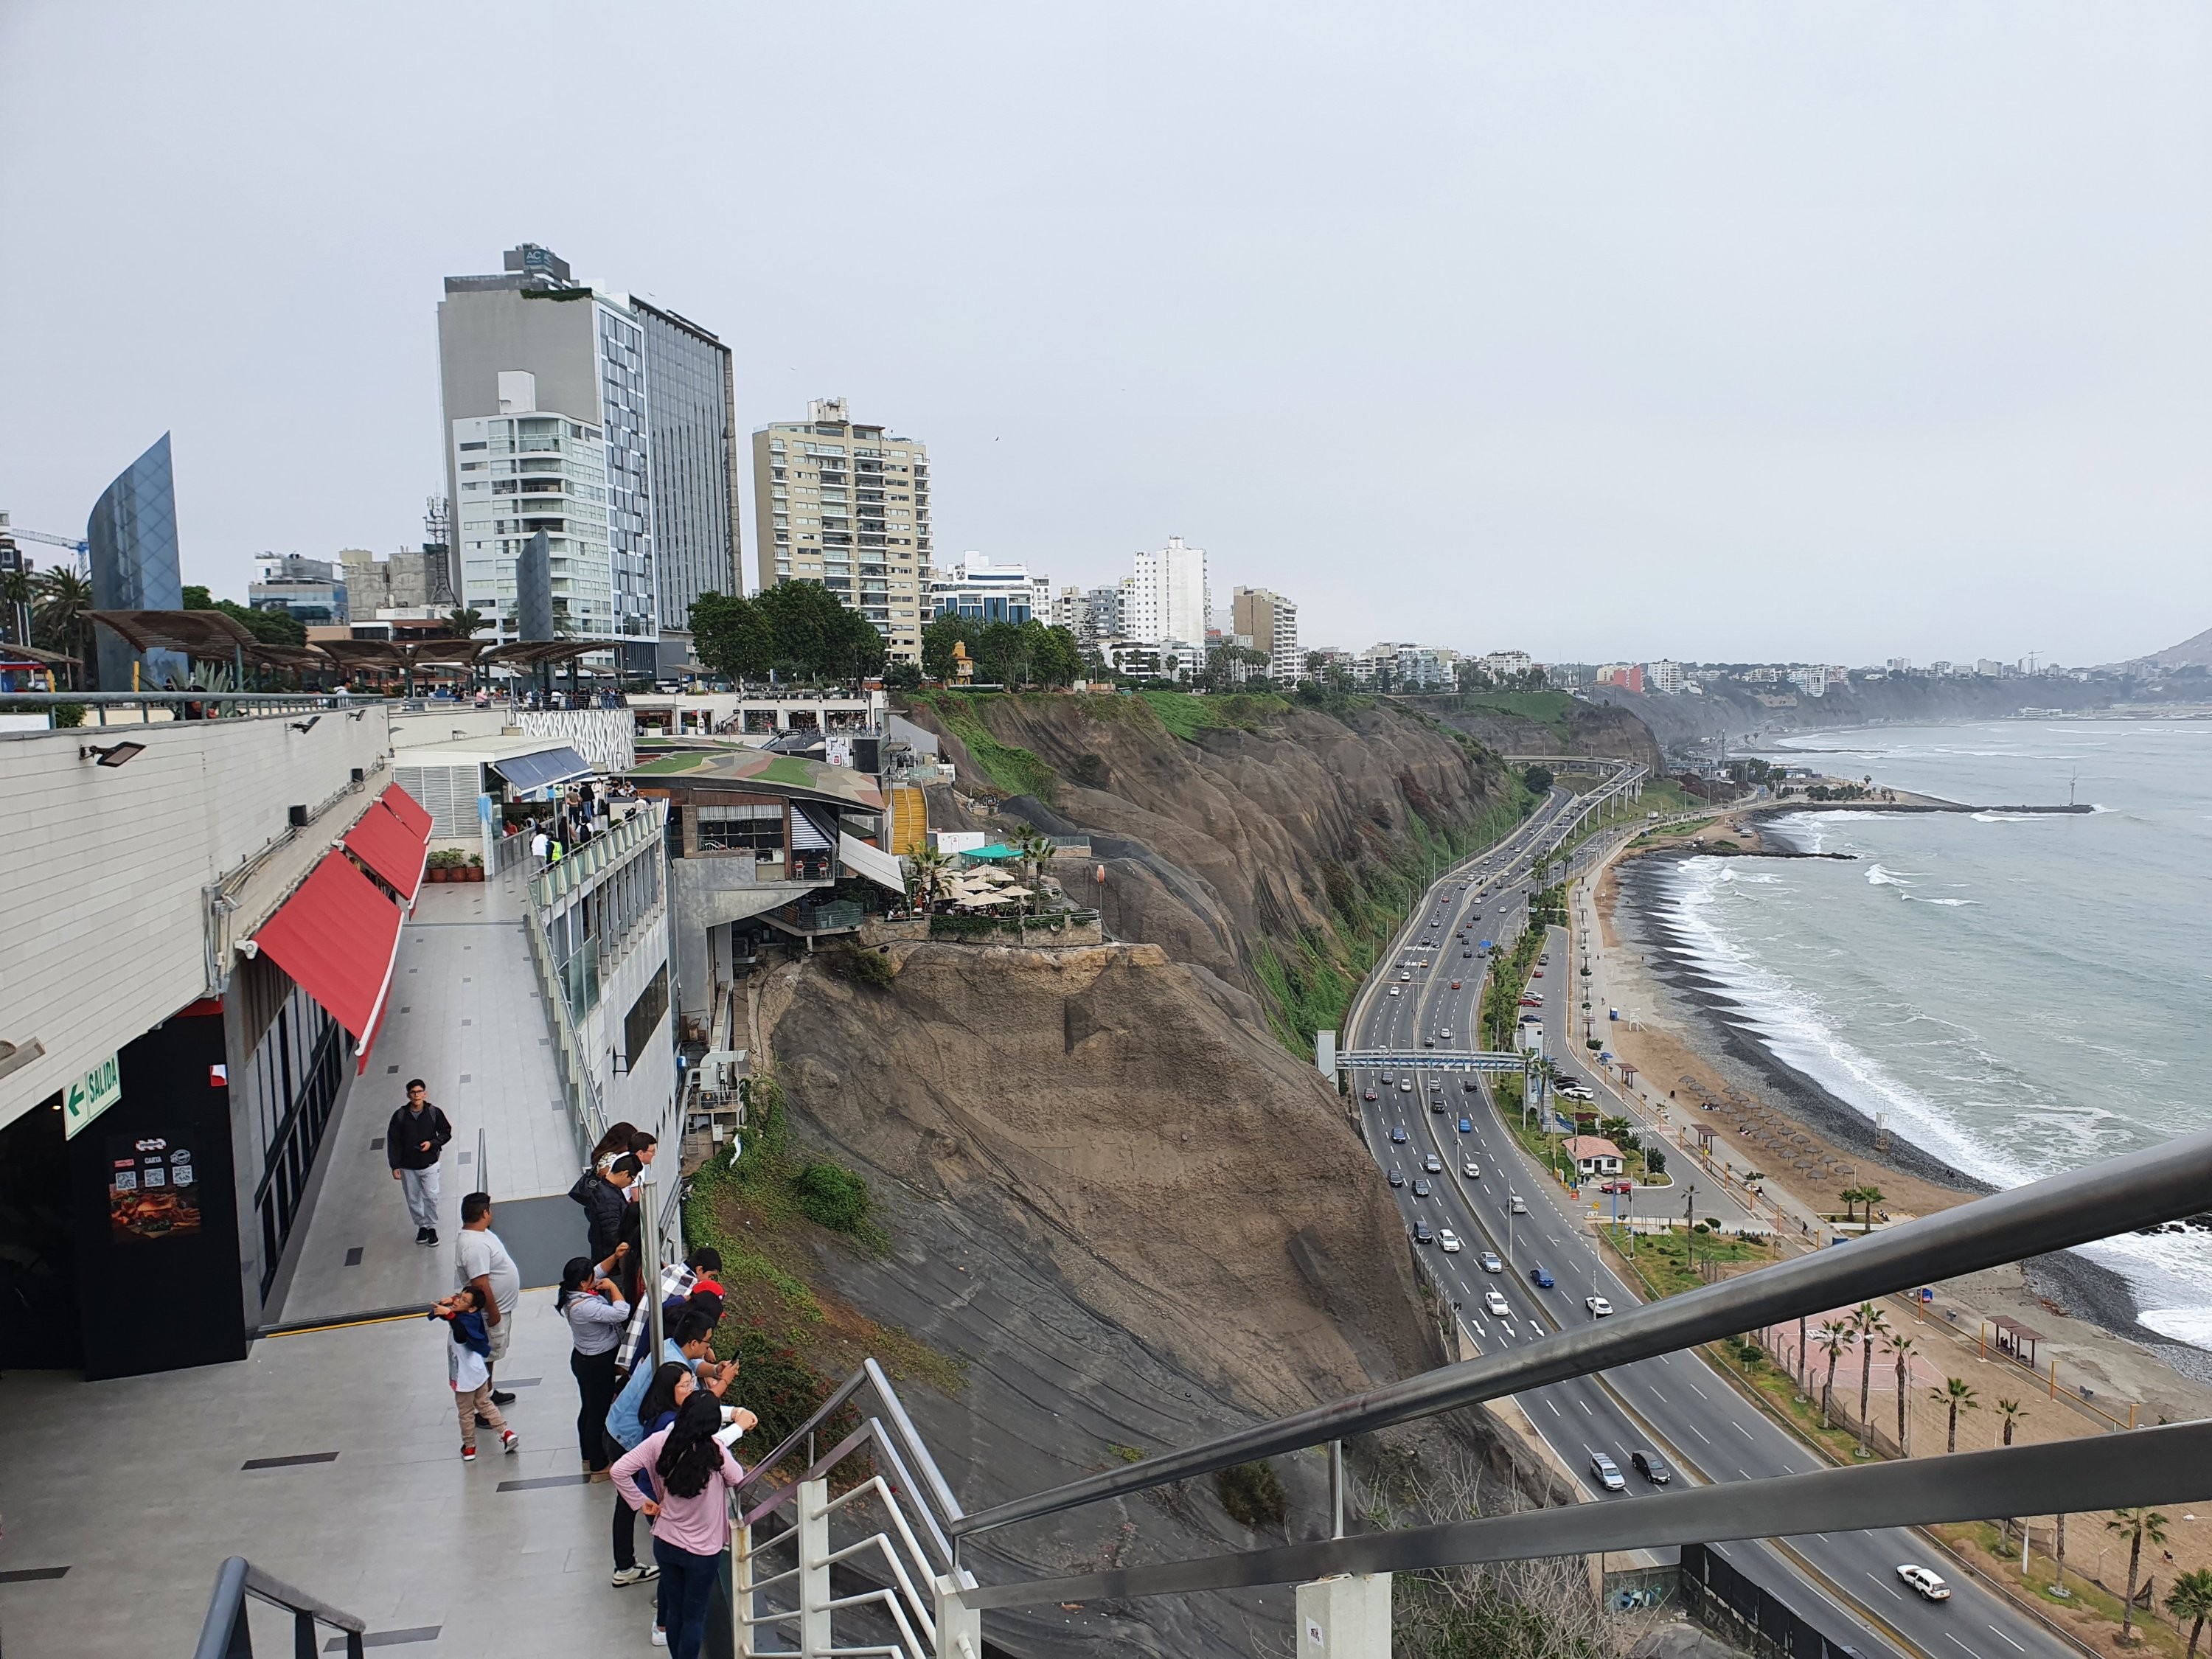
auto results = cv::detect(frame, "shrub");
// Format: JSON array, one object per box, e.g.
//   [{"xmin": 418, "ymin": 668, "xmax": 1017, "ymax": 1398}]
[
  {"xmin": 1645, "ymin": 1147, "xmax": 1667, "ymax": 1177},
  {"xmin": 46, "ymin": 702, "xmax": 87, "ymax": 728},
  {"xmin": 823, "ymin": 941, "xmax": 896, "ymax": 990},
  {"xmin": 790, "ymin": 1159, "xmax": 872, "ymax": 1234},
  {"xmin": 1214, "ymin": 1459, "xmax": 1288, "ymax": 1531}
]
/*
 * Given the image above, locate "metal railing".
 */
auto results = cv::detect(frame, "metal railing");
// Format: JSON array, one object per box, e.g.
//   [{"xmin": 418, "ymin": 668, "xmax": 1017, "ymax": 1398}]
[
  {"xmin": 0, "ymin": 689, "xmax": 352, "ymax": 725},
  {"xmin": 192, "ymin": 1556, "xmax": 366, "ymax": 1659},
  {"xmin": 726, "ymin": 1358, "xmax": 979, "ymax": 1658},
  {"xmin": 726, "ymin": 1130, "xmax": 2212, "ymax": 1652}
]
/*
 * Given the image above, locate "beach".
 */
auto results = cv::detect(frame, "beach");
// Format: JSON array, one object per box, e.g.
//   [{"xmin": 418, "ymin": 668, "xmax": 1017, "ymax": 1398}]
[{"xmin": 1590, "ymin": 813, "xmax": 2212, "ymax": 1426}]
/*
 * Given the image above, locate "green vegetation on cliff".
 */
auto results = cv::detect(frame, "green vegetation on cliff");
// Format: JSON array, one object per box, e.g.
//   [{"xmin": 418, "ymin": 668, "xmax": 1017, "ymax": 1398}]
[{"xmin": 911, "ymin": 689, "xmax": 1062, "ymax": 801}]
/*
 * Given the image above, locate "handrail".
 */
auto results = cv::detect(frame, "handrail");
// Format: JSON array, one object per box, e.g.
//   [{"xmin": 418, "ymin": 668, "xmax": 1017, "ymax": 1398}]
[
  {"xmin": 194, "ymin": 1555, "xmax": 366, "ymax": 1659},
  {"xmin": 950, "ymin": 1121, "xmax": 2212, "ymax": 1540},
  {"xmin": 959, "ymin": 1416, "xmax": 2212, "ymax": 1612}
]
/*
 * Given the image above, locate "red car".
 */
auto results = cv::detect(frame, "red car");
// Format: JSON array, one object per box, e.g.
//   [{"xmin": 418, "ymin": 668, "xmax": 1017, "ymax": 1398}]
[
  {"xmin": 1450, "ymin": 979, "xmax": 1462, "ymax": 990},
  {"xmin": 1363, "ymin": 1088, "xmax": 1378, "ymax": 1102},
  {"xmin": 1533, "ymin": 970, "xmax": 1545, "ymax": 978},
  {"xmin": 1600, "ymin": 1179, "xmax": 1635, "ymax": 1194}
]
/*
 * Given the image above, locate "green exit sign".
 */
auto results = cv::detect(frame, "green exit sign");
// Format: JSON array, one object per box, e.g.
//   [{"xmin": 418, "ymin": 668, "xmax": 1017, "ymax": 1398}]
[{"xmin": 63, "ymin": 1051, "xmax": 122, "ymax": 1140}]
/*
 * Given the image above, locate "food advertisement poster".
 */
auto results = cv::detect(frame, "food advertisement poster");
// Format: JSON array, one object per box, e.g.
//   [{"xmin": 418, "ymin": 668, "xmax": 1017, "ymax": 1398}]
[{"xmin": 106, "ymin": 1133, "xmax": 202, "ymax": 1245}]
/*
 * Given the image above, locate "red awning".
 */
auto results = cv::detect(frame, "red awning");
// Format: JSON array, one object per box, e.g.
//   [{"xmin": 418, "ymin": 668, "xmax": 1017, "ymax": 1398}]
[
  {"xmin": 343, "ymin": 797, "xmax": 428, "ymax": 902},
  {"xmin": 377, "ymin": 782, "xmax": 434, "ymax": 841},
  {"xmin": 248, "ymin": 849, "xmax": 405, "ymax": 1074}
]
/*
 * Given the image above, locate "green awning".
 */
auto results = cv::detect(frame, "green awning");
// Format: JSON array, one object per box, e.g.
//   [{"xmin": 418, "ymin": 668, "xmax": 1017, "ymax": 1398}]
[{"xmin": 965, "ymin": 844, "xmax": 1020, "ymax": 860}]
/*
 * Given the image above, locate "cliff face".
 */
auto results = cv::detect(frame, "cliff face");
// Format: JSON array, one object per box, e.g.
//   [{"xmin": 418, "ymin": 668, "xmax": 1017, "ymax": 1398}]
[
  {"xmin": 902, "ymin": 691, "xmax": 1524, "ymax": 1034},
  {"xmin": 757, "ymin": 940, "xmax": 1449, "ymax": 1658},
  {"xmin": 1397, "ymin": 690, "xmax": 1665, "ymax": 771}
]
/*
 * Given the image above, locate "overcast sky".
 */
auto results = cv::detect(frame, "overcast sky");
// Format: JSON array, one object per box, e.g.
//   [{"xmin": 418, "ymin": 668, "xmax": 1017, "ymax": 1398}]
[{"xmin": 3, "ymin": 3, "xmax": 2208, "ymax": 665}]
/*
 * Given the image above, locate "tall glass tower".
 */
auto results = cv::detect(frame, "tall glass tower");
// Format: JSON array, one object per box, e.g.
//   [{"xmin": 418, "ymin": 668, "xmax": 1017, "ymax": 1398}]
[{"xmin": 86, "ymin": 433, "xmax": 186, "ymax": 689}]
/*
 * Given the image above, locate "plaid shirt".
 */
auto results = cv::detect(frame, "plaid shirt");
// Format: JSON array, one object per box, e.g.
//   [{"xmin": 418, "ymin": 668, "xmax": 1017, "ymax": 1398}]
[{"xmin": 619, "ymin": 1261, "xmax": 696, "ymax": 1377}]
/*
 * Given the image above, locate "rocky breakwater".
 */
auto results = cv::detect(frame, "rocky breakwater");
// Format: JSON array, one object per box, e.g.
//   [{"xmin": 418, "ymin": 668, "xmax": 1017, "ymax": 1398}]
[
  {"xmin": 904, "ymin": 689, "xmax": 1527, "ymax": 1046},
  {"xmin": 751, "ymin": 939, "xmax": 1494, "ymax": 1658}
]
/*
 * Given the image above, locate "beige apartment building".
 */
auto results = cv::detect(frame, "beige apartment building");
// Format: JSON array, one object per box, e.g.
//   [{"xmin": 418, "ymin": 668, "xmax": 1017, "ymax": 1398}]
[
  {"xmin": 751, "ymin": 398, "xmax": 929, "ymax": 664},
  {"xmin": 1231, "ymin": 584, "xmax": 1300, "ymax": 684}
]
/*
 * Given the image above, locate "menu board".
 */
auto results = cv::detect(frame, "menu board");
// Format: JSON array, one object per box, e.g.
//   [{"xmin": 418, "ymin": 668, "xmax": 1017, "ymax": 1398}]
[{"xmin": 105, "ymin": 1133, "xmax": 202, "ymax": 1245}]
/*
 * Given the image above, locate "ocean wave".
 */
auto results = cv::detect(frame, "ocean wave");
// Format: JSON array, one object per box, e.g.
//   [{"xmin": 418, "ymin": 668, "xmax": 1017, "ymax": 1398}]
[
  {"xmin": 1902, "ymin": 896, "xmax": 1976, "ymax": 906},
  {"xmin": 1972, "ymin": 811, "xmax": 2057, "ymax": 824},
  {"xmin": 1866, "ymin": 864, "xmax": 1916, "ymax": 887},
  {"xmin": 2137, "ymin": 1305, "xmax": 2212, "ymax": 1352}
]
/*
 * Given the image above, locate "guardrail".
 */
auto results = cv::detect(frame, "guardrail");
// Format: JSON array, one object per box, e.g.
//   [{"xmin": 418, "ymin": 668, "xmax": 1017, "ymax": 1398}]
[
  {"xmin": 0, "ymin": 689, "xmax": 352, "ymax": 724},
  {"xmin": 192, "ymin": 1556, "xmax": 366, "ymax": 1659}
]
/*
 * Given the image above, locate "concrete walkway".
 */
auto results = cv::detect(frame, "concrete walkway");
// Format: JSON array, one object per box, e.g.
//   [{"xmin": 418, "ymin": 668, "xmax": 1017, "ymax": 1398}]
[
  {"xmin": 271, "ymin": 867, "xmax": 588, "ymax": 1326},
  {"xmin": 0, "ymin": 1290, "xmax": 644, "ymax": 1657}
]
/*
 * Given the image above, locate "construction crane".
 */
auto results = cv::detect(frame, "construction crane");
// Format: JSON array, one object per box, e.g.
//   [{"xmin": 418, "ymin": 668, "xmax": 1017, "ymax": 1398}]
[{"xmin": 0, "ymin": 512, "xmax": 91, "ymax": 650}]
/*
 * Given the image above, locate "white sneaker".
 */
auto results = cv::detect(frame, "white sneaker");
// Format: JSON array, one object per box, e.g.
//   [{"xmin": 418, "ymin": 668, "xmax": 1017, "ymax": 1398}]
[{"xmin": 650, "ymin": 1625, "xmax": 667, "ymax": 1647}]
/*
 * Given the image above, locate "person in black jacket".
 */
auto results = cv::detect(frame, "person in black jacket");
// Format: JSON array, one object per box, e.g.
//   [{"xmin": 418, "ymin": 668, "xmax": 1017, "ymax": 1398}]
[
  {"xmin": 567, "ymin": 1152, "xmax": 636, "ymax": 1264},
  {"xmin": 389, "ymin": 1079, "xmax": 454, "ymax": 1246}
]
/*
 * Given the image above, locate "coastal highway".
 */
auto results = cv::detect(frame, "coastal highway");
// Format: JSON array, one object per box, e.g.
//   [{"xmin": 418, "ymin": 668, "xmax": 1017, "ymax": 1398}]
[{"xmin": 1347, "ymin": 801, "xmax": 2070, "ymax": 1659}]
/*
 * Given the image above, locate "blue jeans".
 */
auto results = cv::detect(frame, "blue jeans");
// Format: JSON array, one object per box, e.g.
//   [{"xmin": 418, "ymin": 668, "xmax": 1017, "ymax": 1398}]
[{"xmin": 652, "ymin": 1537, "xmax": 720, "ymax": 1659}]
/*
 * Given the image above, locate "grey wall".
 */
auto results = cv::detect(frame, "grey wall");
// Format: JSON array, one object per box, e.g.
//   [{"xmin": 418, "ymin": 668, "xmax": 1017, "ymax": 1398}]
[{"xmin": 436, "ymin": 285, "xmax": 601, "ymax": 533}]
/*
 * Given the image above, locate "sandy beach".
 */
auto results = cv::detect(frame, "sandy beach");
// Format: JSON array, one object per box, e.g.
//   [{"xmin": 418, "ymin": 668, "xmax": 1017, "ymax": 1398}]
[{"xmin": 1587, "ymin": 813, "xmax": 2212, "ymax": 1432}]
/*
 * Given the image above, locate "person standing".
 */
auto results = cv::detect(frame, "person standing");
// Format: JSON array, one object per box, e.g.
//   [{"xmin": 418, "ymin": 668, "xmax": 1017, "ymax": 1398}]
[
  {"xmin": 567, "ymin": 1153, "xmax": 636, "ymax": 1265},
  {"xmin": 456, "ymin": 1192, "xmax": 522, "ymax": 1405},
  {"xmin": 611, "ymin": 1392, "xmax": 748, "ymax": 1659},
  {"xmin": 387, "ymin": 1079, "xmax": 453, "ymax": 1246},
  {"xmin": 558, "ymin": 1248, "xmax": 631, "ymax": 1480}
]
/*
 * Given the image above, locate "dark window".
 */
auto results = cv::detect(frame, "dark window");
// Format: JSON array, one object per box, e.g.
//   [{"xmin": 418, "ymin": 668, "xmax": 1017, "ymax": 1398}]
[
  {"xmin": 625, "ymin": 967, "xmax": 669, "ymax": 1063},
  {"xmin": 697, "ymin": 803, "xmax": 782, "ymax": 852}
]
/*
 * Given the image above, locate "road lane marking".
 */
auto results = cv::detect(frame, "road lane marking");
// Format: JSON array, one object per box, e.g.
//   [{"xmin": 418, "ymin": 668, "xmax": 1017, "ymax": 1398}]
[
  {"xmin": 1987, "ymin": 1628, "xmax": 2025, "ymax": 1653},
  {"xmin": 1688, "ymin": 1424, "xmax": 1711, "ymax": 1444},
  {"xmin": 1578, "ymin": 1399, "xmax": 1592, "ymax": 1415},
  {"xmin": 1545, "ymin": 1399, "xmax": 1562, "ymax": 1418},
  {"xmin": 1944, "ymin": 1635, "xmax": 1983, "ymax": 1659},
  {"xmin": 1688, "ymin": 1381, "xmax": 1709, "ymax": 1399},
  {"xmin": 1733, "ymin": 1421, "xmax": 1754, "ymax": 1439}
]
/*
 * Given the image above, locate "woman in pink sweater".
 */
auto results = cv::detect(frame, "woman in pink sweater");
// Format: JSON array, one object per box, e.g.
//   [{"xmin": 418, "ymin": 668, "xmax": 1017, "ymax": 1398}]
[{"xmin": 612, "ymin": 1392, "xmax": 748, "ymax": 1659}]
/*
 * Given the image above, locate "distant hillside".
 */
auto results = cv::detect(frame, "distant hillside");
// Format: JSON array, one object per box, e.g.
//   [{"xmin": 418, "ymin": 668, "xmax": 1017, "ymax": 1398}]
[
  {"xmin": 2139, "ymin": 624, "xmax": 2212, "ymax": 670},
  {"xmin": 1587, "ymin": 673, "xmax": 2121, "ymax": 751}
]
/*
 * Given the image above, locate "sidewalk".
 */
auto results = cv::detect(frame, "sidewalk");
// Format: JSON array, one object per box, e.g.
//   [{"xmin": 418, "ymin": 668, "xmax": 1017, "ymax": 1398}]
[
  {"xmin": 271, "ymin": 866, "xmax": 588, "ymax": 1326},
  {"xmin": 0, "ymin": 1289, "xmax": 639, "ymax": 1656}
]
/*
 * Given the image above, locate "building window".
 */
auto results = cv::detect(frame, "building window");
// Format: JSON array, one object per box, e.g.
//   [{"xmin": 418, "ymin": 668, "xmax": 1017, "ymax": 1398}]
[
  {"xmin": 624, "ymin": 967, "xmax": 669, "ymax": 1066},
  {"xmin": 695, "ymin": 802, "xmax": 783, "ymax": 853}
]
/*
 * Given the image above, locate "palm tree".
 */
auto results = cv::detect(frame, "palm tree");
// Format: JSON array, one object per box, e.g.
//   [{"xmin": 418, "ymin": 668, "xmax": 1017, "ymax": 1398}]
[
  {"xmin": 1891, "ymin": 1334, "xmax": 1917, "ymax": 1455},
  {"xmin": 1849, "ymin": 1302, "xmax": 1891, "ymax": 1455},
  {"xmin": 1014, "ymin": 830, "xmax": 1054, "ymax": 902},
  {"xmin": 1839, "ymin": 1185, "xmax": 1865, "ymax": 1228},
  {"xmin": 1993, "ymin": 1399, "xmax": 2028, "ymax": 1543},
  {"xmin": 32, "ymin": 567, "xmax": 95, "ymax": 686},
  {"xmin": 1813, "ymin": 1323, "xmax": 1855, "ymax": 1428},
  {"xmin": 1858, "ymin": 1185, "xmax": 1885, "ymax": 1225},
  {"xmin": 2164, "ymin": 1568, "xmax": 2212, "ymax": 1659},
  {"xmin": 1932, "ymin": 1377, "xmax": 1979, "ymax": 1453},
  {"xmin": 907, "ymin": 844, "xmax": 950, "ymax": 911},
  {"xmin": 447, "ymin": 605, "xmax": 487, "ymax": 638},
  {"xmin": 2109, "ymin": 1508, "xmax": 2170, "ymax": 1646}
]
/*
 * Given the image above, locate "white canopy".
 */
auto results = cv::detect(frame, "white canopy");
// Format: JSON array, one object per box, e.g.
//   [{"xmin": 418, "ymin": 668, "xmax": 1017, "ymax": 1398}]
[{"xmin": 838, "ymin": 832, "xmax": 908, "ymax": 895}]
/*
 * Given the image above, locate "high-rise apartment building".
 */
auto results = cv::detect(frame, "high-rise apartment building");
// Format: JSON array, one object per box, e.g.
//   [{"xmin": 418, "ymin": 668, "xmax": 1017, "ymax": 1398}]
[
  {"xmin": 248, "ymin": 555, "xmax": 349, "ymax": 625},
  {"xmin": 437, "ymin": 243, "xmax": 739, "ymax": 672},
  {"xmin": 1055, "ymin": 585, "xmax": 1122, "ymax": 650},
  {"xmin": 1231, "ymin": 585, "xmax": 1299, "ymax": 684},
  {"xmin": 752, "ymin": 399, "xmax": 928, "ymax": 664},
  {"xmin": 1121, "ymin": 536, "xmax": 1210, "ymax": 660},
  {"xmin": 1644, "ymin": 658, "xmax": 1685, "ymax": 695}
]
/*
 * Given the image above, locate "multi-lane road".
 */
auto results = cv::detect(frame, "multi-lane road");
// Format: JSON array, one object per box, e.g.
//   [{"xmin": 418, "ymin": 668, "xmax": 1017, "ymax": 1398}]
[{"xmin": 1345, "ymin": 778, "xmax": 2067, "ymax": 1659}]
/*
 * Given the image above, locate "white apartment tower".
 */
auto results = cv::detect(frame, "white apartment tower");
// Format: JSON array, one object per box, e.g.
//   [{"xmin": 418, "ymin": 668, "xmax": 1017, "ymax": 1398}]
[
  {"xmin": 1121, "ymin": 536, "xmax": 1211, "ymax": 658},
  {"xmin": 753, "ymin": 399, "xmax": 928, "ymax": 664}
]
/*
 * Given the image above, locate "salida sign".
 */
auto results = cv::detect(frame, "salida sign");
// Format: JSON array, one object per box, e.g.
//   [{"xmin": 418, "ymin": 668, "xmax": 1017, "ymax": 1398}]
[{"xmin": 62, "ymin": 1051, "xmax": 122, "ymax": 1140}]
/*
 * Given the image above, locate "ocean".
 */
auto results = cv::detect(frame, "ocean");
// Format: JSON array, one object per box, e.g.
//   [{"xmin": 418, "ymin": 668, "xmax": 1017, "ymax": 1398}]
[{"xmin": 1632, "ymin": 720, "xmax": 2212, "ymax": 1357}]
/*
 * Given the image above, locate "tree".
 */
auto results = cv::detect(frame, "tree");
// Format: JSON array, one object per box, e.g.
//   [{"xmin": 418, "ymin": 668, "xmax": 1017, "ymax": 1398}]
[
  {"xmin": 2109, "ymin": 1509, "xmax": 2170, "ymax": 1645},
  {"xmin": 1848, "ymin": 1303, "xmax": 1890, "ymax": 1455},
  {"xmin": 1932, "ymin": 1376, "xmax": 1978, "ymax": 1453},
  {"xmin": 1522, "ymin": 764, "xmax": 1555, "ymax": 794},
  {"xmin": 181, "ymin": 584, "xmax": 307, "ymax": 647},
  {"xmin": 921, "ymin": 613, "xmax": 982, "ymax": 682},
  {"xmin": 690, "ymin": 590, "xmax": 775, "ymax": 684},
  {"xmin": 882, "ymin": 659, "xmax": 922, "ymax": 692},
  {"xmin": 1891, "ymin": 1335, "xmax": 1916, "ymax": 1455},
  {"xmin": 1994, "ymin": 1398, "xmax": 2028, "ymax": 1541},
  {"xmin": 447, "ymin": 605, "xmax": 487, "ymax": 639},
  {"xmin": 1860, "ymin": 1185, "xmax": 1885, "ymax": 1224},
  {"xmin": 2164, "ymin": 1568, "xmax": 2212, "ymax": 1659},
  {"xmin": 31, "ymin": 567, "xmax": 95, "ymax": 684},
  {"xmin": 751, "ymin": 581, "xmax": 884, "ymax": 683},
  {"xmin": 905, "ymin": 844, "xmax": 951, "ymax": 911},
  {"xmin": 1839, "ymin": 1185, "xmax": 1864, "ymax": 1228},
  {"xmin": 1813, "ymin": 1323, "xmax": 1854, "ymax": 1427}
]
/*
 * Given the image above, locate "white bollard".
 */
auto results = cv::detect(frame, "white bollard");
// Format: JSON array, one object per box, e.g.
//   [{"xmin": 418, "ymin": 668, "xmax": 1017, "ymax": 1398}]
[{"xmin": 1295, "ymin": 1573, "xmax": 1392, "ymax": 1658}]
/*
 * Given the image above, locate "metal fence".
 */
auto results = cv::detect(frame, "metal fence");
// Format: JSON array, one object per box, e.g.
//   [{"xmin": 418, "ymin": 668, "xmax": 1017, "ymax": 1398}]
[{"xmin": 1678, "ymin": 1543, "xmax": 1862, "ymax": 1659}]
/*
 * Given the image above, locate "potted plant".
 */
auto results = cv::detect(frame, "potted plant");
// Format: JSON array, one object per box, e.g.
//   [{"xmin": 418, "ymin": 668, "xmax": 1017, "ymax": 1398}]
[{"xmin": 467, "ymin": 852, "xmax": 485, "ymax": 883}]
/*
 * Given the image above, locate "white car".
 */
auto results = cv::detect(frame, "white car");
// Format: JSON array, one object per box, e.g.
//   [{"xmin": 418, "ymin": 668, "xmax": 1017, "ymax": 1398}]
[
  {"xmin": 1897, "ymin": 1565, "xmax": 1950, "ymax": 1601},
  {"xmin": 1586, "ymin": 1295, "xmax": 1614, "ymax": 1317},
  {"xmin": 1483, "ymin": 1290, "xmax": 1510, "ymax": 1318},
  {"xmin": 1439, "ymin": 1027, "xmax": 1452, "ymax": 1040},
  {"xmin": 1399, "ymin": 971, "xmax": 1412, "ymax": 982},
  {"xmin": 1388, "ymin": 987, "xmax": 1402, "ymax": 998},
  {"xmin": 1509, "ymin": 1195, "xmax": 1527, "ymax": 1214},
  {"xmin": 1439, "ymin": 1230, "xmax": 1462, "ymax": 1253},
  {"xmin": 1463, "ymin": 1159, "xmax": 1481, "ymax": 1179},
  {"xmin": 1479, "ymin": 1251, "xmax": 1503, "ymax": 1273},
  {"xmin": 1399, "ymin": 1080, "xmax": 1413, "ymax": 1093}
]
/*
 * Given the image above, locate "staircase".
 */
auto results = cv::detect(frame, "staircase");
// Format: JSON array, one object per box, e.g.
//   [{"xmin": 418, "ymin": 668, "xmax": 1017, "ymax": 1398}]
[{"xmin": 888, "ymin": 784, "xmax": 927, "ymax": 856}]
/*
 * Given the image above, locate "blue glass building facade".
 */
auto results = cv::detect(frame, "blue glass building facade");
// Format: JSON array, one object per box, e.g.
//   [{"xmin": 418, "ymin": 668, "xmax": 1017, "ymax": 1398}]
[{"xmin": 86, "ymin": 433, "xmax": 186, "ymax": 689}]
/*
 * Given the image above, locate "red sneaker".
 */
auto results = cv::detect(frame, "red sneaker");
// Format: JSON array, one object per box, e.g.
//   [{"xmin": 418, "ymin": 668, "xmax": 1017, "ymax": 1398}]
[
  {"xmin": 501, "ymin": 1430, "xmax": 519, "ymax": 1455},
  {"xmin": 461, "ymin": 1444, "xmax": 478, "ymax": 1463}
]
